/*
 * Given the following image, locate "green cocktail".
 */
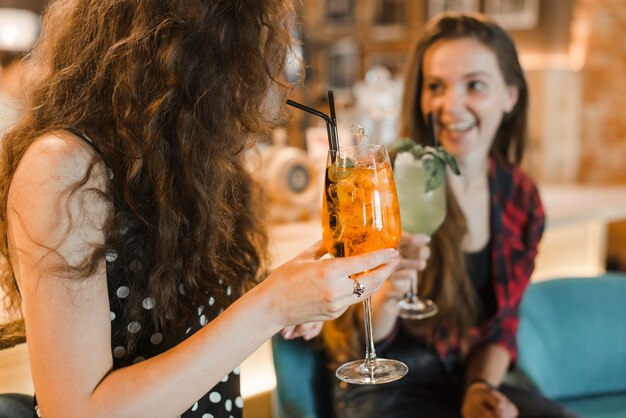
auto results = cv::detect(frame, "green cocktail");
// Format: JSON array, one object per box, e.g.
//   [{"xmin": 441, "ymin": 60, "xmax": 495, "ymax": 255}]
[
  {"xmin": 394, "ymin": 152, "xmax": 446, "ymax": 236},
  {"xmin": 392, "ymin": 139, "xmax": 459, "ymax": 320}
]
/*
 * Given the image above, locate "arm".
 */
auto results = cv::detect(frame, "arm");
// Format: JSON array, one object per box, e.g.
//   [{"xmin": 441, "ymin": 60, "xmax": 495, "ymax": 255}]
[
  {"xmin": 461, "ymin": 345, "xmax": 518, "ymax": 418},
  {"xmin": 10, "ymin": 132, "xmax": 400, "ymax": 418},
  {"xmin": 464, "ymin": 343, "xmax": 511, "ymax": 386}
]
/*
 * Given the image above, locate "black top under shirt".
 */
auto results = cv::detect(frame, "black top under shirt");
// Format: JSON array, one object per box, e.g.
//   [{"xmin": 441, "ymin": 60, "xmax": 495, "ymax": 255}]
[{"xmin": 466, "ymin": 242, "xmax": 497, "ymax": 322}]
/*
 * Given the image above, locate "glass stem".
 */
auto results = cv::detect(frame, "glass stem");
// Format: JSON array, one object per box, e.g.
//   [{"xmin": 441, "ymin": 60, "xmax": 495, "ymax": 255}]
[
  {"xmin": 412, "ymin": 270, "xmax": 419, "ymax": 301},
  {"xmin": 362, "ymin": 297, "xmax": 377, "ymax": 364}
]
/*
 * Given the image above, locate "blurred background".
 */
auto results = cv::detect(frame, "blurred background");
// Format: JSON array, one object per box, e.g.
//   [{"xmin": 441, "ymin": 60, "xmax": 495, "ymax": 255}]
[
  {"xmin": 0, "ymin": 1, "xmax": 625, "ymax": 417},
  {"xmin": 278, "ymin": 0, "xmax": 626, "ymax": 280}
]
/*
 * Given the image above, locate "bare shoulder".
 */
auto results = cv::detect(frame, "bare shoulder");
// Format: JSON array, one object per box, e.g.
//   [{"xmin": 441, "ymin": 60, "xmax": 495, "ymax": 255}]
[
  {"xmin": 7, "ymin": 130, "xmax": 110, "ymax": 250},
  {"xmin": 14, "ymin": 129, "xmax": 98, "ymax": 182},
  {"xmin": 9, "ymin": 130, "xmax": 104, "ymax": 205}
]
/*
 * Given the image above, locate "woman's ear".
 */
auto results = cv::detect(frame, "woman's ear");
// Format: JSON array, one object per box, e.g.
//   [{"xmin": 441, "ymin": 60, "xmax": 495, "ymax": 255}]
[{"xmin": 504, "ymin": 85, "xmax": 519, "ymax": 113}]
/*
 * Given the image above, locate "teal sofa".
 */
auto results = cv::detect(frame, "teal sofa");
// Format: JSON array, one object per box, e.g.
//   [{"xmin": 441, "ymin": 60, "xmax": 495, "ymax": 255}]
[
  {"xmin": 272, "ymin": 273, "xmax": 626, "ymax": 418},
  {"xmin": 516, "ymin": 273, "xmax": 626, "ymax": 418},
  {"xmin": 271, "ymin": 335, "xmax": 330, "ymax": 418}
]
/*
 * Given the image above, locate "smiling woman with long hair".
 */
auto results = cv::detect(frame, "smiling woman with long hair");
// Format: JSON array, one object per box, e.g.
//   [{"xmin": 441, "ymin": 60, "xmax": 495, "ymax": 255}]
[
  {"xmin": 0, "ymin": 1, "xmax": 400, "ymax": 416},
  {"xmin": 324, "ymin": 12, "xmax": 579, "ymax": 418}
]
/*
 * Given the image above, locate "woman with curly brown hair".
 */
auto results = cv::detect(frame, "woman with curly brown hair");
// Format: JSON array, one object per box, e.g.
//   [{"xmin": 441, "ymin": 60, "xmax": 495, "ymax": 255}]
[{"xmin": 0, "ymin": 1, "xmax": 400, "ymax": 416}]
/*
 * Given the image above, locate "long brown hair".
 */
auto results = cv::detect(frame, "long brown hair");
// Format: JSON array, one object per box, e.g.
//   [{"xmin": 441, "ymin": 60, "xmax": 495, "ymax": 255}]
[
  {"xmin": 400, "ymin": 13, "xmax": 529, "ymax": 342},
  {"xmin": 0, "ymin": 0, "xmax": 296, "ymax": 347}
]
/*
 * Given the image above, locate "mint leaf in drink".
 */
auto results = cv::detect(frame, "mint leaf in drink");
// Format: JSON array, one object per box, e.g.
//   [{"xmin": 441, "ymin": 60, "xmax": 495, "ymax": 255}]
[
  {"xmin": 423, "ymin": 157, "xmax": 445, "ymax": 192},
  {"xmin": 393, "ymin": 138, "xmax": 418, "ymax": 155},
  {"xmin": 437, "ymin": 146, "xmax": 460, "ymax": 175},
  {"xmin": 392, "ymin": 138, "xmax": 460, "ymax": 192},
  {"xmin": 392, "ymin": 138, "xmax": 460, "ymax": 175}
]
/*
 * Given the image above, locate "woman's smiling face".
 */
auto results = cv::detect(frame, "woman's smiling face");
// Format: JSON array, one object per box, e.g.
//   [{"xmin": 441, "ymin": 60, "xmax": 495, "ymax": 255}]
[{"xmin": 420, "ymin": 37, "xmax": 519, "ymax": 161}]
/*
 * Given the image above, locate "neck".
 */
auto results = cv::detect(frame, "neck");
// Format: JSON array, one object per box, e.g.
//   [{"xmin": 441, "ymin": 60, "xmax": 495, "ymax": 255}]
[{"xmin": 453, "ymin": 152, "xmax": 489, "ymax": 190}]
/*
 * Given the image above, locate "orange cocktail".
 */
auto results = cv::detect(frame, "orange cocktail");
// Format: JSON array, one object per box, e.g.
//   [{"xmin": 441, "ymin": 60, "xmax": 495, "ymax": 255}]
[
  {"xmin": 322, "ymin": 151, "xmax": 401, "ymax": 259},
  {"xmin": 321, "ymin": 144, "xmax": 407, "ymax": 385}
]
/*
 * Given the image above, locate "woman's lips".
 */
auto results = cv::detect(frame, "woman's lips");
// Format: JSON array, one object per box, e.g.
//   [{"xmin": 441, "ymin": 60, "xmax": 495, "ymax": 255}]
[{"xmin": 440, "ymin": 120, "xmax": 476, "ymax": 142}]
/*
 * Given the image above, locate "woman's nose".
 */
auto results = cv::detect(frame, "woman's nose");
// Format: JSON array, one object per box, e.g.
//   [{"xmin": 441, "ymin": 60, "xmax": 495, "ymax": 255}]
[{"xmin": 436, "ymin": 86, "xmax": 466, "ymax": 116}]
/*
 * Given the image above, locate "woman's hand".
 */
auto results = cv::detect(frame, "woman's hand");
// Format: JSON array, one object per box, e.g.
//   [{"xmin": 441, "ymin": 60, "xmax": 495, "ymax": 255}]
[
  {"xmin": 398, "ymin": 232, "xmax": 431, "ymax": 271},
  {"xmin": 461, "ymin": 383, "xmax": 519, "ymax": 418},
  {"xmin": 280, "ymin": 322, "xmax": 323, "ymax": 341},
  {"xmin": 368, "ymin": 233, "xmax": 431, "ymax": 340},
  {"xmin": 382, "ymin": 232, "xmax": 431, "ymax": 303},
  {"xmin": 262, "ymin": 241, "xmax": 400, "ymax": 329}
]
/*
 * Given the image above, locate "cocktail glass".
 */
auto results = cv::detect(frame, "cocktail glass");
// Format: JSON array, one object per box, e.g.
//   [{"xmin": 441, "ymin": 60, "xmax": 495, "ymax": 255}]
[
  {"xmin": 393, "ymin": 150, "xmax": 445, "ymax": 320},
  {"xmin": 322, "ymin": 144, "xmax": 408, "ymax": 385}
]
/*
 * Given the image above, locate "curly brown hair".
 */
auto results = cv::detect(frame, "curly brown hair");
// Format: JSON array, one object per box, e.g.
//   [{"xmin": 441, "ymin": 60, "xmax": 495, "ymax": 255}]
[{"xmin": 0, "ymin": 0, "xmax": 297, "ymax": 347}]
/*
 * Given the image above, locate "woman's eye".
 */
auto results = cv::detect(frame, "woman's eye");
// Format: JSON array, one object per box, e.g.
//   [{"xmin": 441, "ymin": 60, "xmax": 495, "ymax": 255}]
[
  {"xmin": 468, "ymin": 80, "xmax": 487, "ymax": 92},
  {"xmin": 425, "ymin": 82, "xmax": 443, "ymax": 94}
]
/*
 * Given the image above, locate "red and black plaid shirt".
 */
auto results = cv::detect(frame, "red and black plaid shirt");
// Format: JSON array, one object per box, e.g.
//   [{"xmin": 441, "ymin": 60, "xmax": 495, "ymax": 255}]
[
  {"xmin": 425, "ymin": 159, "xmax": 545, "ymax": 363},
  {"xmin": 474, "ymin": 159, "xmax": 544, "ymax": 361}
]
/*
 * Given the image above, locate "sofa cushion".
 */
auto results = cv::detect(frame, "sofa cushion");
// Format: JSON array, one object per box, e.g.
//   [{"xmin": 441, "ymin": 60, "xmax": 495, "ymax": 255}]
[
  {"xmin": 561, "ymin": 391, "xmax": 626, "ymax": 418},
  {"xmin": 517, "ymin": 274, "xmax": 626, "ymax": 399},
  {"xmin": 271, "ymin": 335, "xmax": 333, "ymax": 418}
]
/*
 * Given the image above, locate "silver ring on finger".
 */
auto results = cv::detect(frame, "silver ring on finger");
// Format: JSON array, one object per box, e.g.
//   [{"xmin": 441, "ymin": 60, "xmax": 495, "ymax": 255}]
[{"xmin": 353, "ymin": 280, "xmax": 365, "ymax": 298}]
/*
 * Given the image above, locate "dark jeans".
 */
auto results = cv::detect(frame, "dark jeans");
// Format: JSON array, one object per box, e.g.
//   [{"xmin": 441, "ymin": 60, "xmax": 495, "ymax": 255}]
[{"xmin": 332, "ymin": 336, "xmax": 578, "ymax": 418}]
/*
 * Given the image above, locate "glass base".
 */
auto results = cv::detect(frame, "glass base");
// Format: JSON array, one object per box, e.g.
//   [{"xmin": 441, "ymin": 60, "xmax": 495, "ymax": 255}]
[
  {"xmin": 336, "ymin": 358, "xmax": 408, "ymax": 385},
  {"xmin": 398, "ymin": 298, "xmax": 438, "ymax": 320}
]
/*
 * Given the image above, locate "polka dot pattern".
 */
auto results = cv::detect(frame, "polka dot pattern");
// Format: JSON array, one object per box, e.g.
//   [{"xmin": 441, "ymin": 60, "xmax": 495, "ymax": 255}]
[
  {"xmin": 150, "ymin": 332, "xmax": 163, "ymax": 345},
  {"xmin": 107, "ymin": 275, "xmax": 240, "ymax": 417},
  {"xmin": 32, "ymin": 128, "xmax": 243, "ymax": 417},
  {"xmin": 103, "ymin": 281, "xmax": 242, "ymax": 417},
  {"xmin": 127, "ymin": 321, "xmax": 141, "ymax": 333},
  {"xmin": 142, "ymin": 297, "xmax": 155, "ymax": 310},
  {"xmin": 116, "ymin": 286, "xmax": 130, "ymax": 298},
  {"xmin": 112, "ymin": 346, "xmax": 126, "ymax": 358},
  {"xmin": 105, "ymin": 250, "xmax": 118, "ymax": 262}
]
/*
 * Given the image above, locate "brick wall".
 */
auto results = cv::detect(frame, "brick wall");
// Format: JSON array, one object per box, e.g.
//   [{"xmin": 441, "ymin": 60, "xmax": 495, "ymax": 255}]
[{"xmin": 576, "ymin": 0, "xmax": 626, "ymax": 184}]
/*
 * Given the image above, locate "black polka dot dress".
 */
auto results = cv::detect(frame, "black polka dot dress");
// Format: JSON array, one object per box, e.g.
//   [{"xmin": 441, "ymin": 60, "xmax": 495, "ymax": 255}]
[
  {"xmin": 32, "ymin": 129, "xmax": 244, "ymax": 418},
  {"xmin": 34, "ymin": 243, "xmax": 243, "ymax": 418},
  {"xmin": 106, "ymin": 249, "xmax": 243, "ymax": 418}
]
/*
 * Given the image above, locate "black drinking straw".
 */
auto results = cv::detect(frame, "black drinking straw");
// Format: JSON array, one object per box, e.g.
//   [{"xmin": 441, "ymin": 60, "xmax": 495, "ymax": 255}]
[
  {"xmin": 428, "ymin": 111, "xmax": 438, "ymax": 147},
  {"xmin": 328, "ymin": 90, "xmax": 340, "ymax": 152},
  {"xmin": 286, "ymin": 98, "xmax": 338, "ymax": 161}
]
